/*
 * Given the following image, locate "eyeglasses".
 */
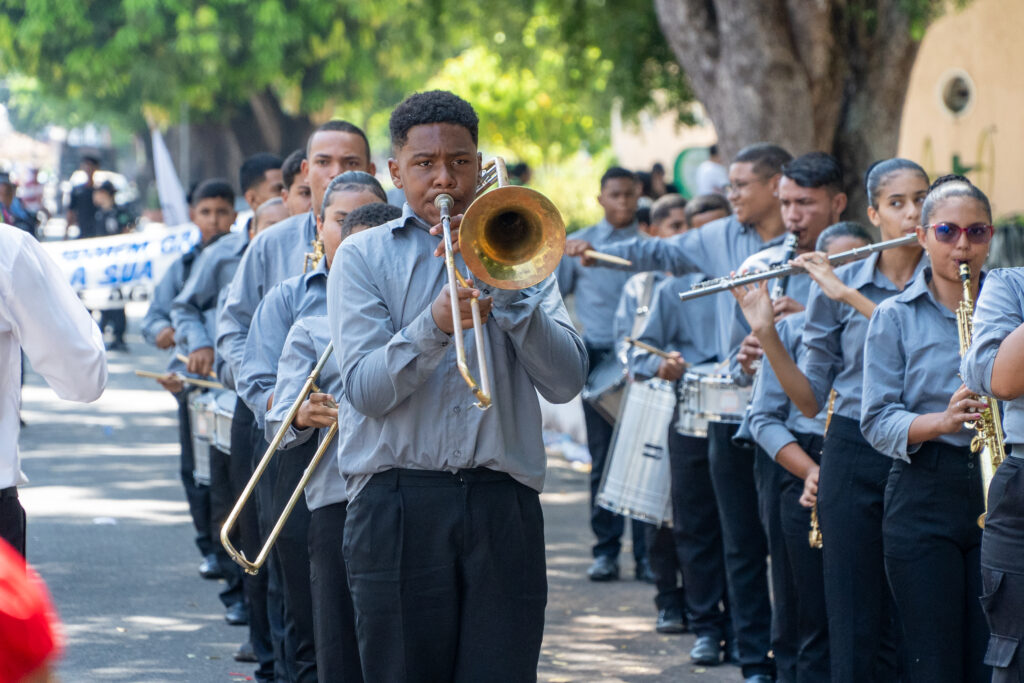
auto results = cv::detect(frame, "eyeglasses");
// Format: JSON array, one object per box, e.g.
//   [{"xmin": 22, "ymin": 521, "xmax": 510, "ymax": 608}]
[{"xmin": 928, "ymin": 222, "xmax": 994, "ymax": 245}]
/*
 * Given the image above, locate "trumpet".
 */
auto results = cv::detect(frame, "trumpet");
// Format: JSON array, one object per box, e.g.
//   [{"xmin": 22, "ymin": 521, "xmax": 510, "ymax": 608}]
[
  {"xmin": 679, "ymin": 233, "xmax": 919, "ymax": 302},
  {"xmin": 221, "ymin": 343, "xmax": 336, "ymax": 575},
  {"xmin": 436, "ymin": 157, "xmax": 566, "ymax": 409}
]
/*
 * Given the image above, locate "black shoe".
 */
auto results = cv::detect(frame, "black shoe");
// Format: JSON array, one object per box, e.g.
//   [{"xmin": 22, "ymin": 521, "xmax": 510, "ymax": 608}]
[
  {"xmin": 586, "ymin": 555, "xmax": 620, "ymax": 581},
  {"xmin": 635, "ymin": 558, "xmax": 657, "ymax": 583},
  {"xmin": 199, "ymin": 554, "xmax": 223, "ymax": 580},
  {"xmin": 689, "ymin": 635, "xmax": 722, "ymax": 666},
  {"xmin": 233, "ymin": 641, "xmax": 257, "ymax": 663},
  {"xmin": 655, "ymin": 607, "xmax": 686, "ymax": 634},
  {"xmin": 224, "ymin": 601, "xmax": 249, "ymax": 626},
  {"xmin": 105, "ymin": 340, "xmax": 129, "ymax": 352}
]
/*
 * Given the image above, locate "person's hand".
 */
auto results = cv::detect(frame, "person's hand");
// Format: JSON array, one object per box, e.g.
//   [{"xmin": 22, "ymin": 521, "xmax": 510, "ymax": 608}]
[
  {"xmin": 799, "ymin": 465, "xmax": 820, "ymax": 508},
  {"xmin": 791, "ymin": 252, "xmax": 851, "ymax": 303},
  {"xmin": 656, "ymin": 351, "xmax": 687, "ymax": 381},
  {"xmin": 730, "ymin": 280, "xmax": 775, "ymax": 335},
  {"xmin": 564, "ymin": 239, "xmax": 597, "ymax": 266},
  {"xmin": 736, "ymin": 333, "xmax": 764, "ymax": 376},
  {"xmin": 155, "ymin": 373, "xmax": 184, "ymax": 394},
  {"xmin": 772, "ymin": 295, "xmax": 805, "ymax": 321},
  {"xmin": 294, "ymin": 393, "xmax": 338, "ymax": 430},
  {"xmin": 940, "ymin": 384, "xmax": 987, "ymax": 434},
  {"xmin": 155, "ymin": 326, "xmax": 176, "ymax": 350},
  {"xmin": 430, "ymin": 214, "xmax": 464, "ymax": 257},
  {"xmin": 187, "ymin": 347, "xmax": 215, "ymax": 378},
  {"xmin": 430, "ymin": 280, "xmax": 493, "ymax": 335}
]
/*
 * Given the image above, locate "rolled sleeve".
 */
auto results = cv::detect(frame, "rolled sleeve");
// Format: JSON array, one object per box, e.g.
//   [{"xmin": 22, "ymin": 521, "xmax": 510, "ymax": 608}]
[
  {"xmin": 860, "ymin": 306, "xmax": 915, "ymax": 462},
  {"xmin": 748, "ymin": 357, "xmax": 797, "ymax": 460}
]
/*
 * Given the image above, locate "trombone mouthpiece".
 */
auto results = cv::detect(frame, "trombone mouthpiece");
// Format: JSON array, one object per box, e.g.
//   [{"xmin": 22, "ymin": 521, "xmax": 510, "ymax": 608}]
[{"xmin": 434, "ymin": 194, "xmax": 454, "ymax": 212}]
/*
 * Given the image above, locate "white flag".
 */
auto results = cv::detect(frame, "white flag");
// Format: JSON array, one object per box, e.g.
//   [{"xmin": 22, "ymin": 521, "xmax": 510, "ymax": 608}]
[{"xmin": 151, "ymin": 128, "xmax": 190, "ymax": 227}]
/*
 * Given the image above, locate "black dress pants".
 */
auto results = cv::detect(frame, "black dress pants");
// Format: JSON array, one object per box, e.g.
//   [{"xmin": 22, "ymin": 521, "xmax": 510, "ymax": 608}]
[
  {"xmin": 99, "ymin": 307, "xmax": 127, "ymax": 343},
  {"xmin": 308, "ymin": 502, "xmax": 362, "ymax": 683},
  {"xmin": 707, "ymin": 421, "xmax": 773, "ymax": 678},
  {"xmin": 176, "ymin": 391, "xmax": 213, "ymax": 558},
  {"xmin": 753, "ymin": 445, "xmax": 799, "ymax": 682},
  {"xmin": 345, "ymin": 468, "xmax": 547, "ymax": 683},
  {"xmin": 230, "ymin": 398, "xmax": 274, "ymax": 682},
  {"xmin": 0, "ymin": 487, "xmax": 25, "ymax": 557},
  {"xmin": 667, "ymin": 428, "xmax": 728, "ymax": 640},
  {"xmin": 980, "ymin": 454, "xmax": 1024, "ymax": 682},
  {"xmin": 208, "ymin": 441, "xmax": 244, "ymax": 609},
  {"xmin": 271, "ymin": 437, "xmax": 317, "ymax": 683},
  {"xmin": 817, "ymin": 416, "xmax": 900, "ymax": 683},
  {"xmin": 585, "ymin": 343, "xmax": 650, "ymax": 562},
  {"xmin": 776, "ymin": 433, "xmax": 829, "ymax": 683},
  {"xmin": 883, "ymin": 441, "xmax": 988, "ymax": 683},
  {"xmin": 646, "ymin": 524, "xmax": 684, "ymax": 612}
]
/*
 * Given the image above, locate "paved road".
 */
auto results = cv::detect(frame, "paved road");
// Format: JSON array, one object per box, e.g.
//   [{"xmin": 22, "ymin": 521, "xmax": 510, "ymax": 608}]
[{"xmin": 18, "ymin": 310, "xmax": 736, "ymax": 682}]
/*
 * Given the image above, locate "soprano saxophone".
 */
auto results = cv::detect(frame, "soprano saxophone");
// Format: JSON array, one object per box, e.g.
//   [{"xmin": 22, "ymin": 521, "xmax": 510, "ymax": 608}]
[
  {"xmin": 956, "ymin": 263, "xmax": 1007, "ymax": 528},
  {"xmin": 808, "ymin": 389, "xmax": 836, "ymax": 549}
]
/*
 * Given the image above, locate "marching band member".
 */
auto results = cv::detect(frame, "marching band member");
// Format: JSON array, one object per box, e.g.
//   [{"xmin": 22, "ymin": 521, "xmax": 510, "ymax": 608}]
[
  {"xmin": 237, "ymin": 172, "xmax": 387, "ymax": 682},
  {"xmin": 961, "ymin": 267, "xmax": 1024, "ymax": 683},
  {"xmin": 733, "ymin": 222, "xmax": 874, "ymax": 683},
  {"xmin": 330, "ymin": 90, "xmax": 587, "ymax": 682},
  {"xmin": 861, "ymin": 175, "xmax": 994, "ymax": 683},
  {"xmin": 266, "ymin": 201, "xmax": 401, "ymax": 683},
  {"xmin": 759, "ymin": 158, "xmax": 929, "ymax": 682},
  {"xmin": 281, "ymin": 148, "xmax": 313, "ymax": 217},
  {"xmin": 556, "ymin": 165, "xmax": 650, "ymax": 582}
]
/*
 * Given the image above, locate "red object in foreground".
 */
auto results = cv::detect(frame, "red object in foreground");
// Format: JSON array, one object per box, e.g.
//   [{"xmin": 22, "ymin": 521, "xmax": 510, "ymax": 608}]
[{"xmin": 0, "ymin": 538, "xmax": 61, "ymax": 682}]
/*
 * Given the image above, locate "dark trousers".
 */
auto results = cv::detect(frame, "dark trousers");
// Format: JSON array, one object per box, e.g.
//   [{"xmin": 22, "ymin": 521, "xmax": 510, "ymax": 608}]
[
  {"xmin": 666, "ymin": 428, "xmax": 728, "ymax": 640},
  {"xmin": 646, "ymin": 525, "xmax": 684, "ymax": 612},
  {"xmin": 817, "ymin": 416, "xmax": 900, "ymax": 683},
  {"xmin": 585, "ymin": 344, "xmax": 649, "ymax": 562},
  {"xmin": 176, "ymin": 391, "xmax": 213, "ymax": 558},
  {"xmin": 271, "ymin": 437, "xmax": 317, "ymax": 683},
  {"xmin": 754, "ymin": 446, "xmax": 799, "ymax": 682},
  {"xmin": 775, "ymin": 434, "xmax": 830, "ymax": 683},
  {"xmin": 707, "ymin": 421, "xmax": 773, "ymax": 678},
  {"xmin": 345, "ymin": 468, "xmax": 547, "ymax": 683},
  {"xmin": 883, "ymin": 441, "xmax": 988, "ymax": 683},
  {"xmin": 230, "ymin": 398, "xmax": 274, "ymax": 681},
  {"xmin": 0, "ymin": 487, "xmax": 26, "ymax": 556},
  {"xmin": 208, "ymin": 441, "xmax": 244, "ymax": 609},
  {"xmin": 309, "ymin": 502, "xmax": 362, "ymax": 683},
  {"xmin": 981, "ymin": 455, "xmax": 1024, "ymax": 682},
  {"xmin": 99, "ymin": 308, "xmax": 127, "ymax": 343}
]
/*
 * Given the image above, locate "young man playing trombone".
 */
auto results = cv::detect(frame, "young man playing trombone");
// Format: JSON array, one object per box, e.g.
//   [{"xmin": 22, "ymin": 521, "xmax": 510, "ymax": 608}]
[{"xmin": 328, "ymin": 90, "xmax": 587, "ymax": 682}]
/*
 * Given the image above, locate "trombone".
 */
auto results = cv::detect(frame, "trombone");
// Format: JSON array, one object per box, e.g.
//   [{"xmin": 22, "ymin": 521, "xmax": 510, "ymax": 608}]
[
  {"xmin": 435, "ymin": 156, "xmax": 566, "ymax": 409},
  {"xmin": 221, "ymin": 342, "xmax": 336, "ymax": 575}
]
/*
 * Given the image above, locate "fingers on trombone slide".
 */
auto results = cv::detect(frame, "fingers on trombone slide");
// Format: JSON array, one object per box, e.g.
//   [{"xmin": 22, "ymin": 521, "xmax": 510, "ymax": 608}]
[{"xmin": 431, "ymin": 213, "xmax": 464, "ymax": 257}]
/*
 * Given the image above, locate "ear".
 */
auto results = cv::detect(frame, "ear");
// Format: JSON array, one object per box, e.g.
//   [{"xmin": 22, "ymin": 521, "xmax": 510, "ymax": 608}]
[
  {"xmin": 315, "ymin": 211, "xmax": 325, "ymax": 238},
  {"xmin": 388, "ymin": 158, "xmax": 403, "ymax": 190},
  {"xmin": 300, "ymin": 158, "xmax": 310, "ymax": 182},
  {"xmin": 244, "ymin": 188, "xmax": 258, "ymax": 211},
  {"xmin": 767, "ymin": 173, "xmax": 781, "ymax": 196},
  {"xmin": 831, "ymin": 192, "xmax": 848, "ymax": 221},
  {"xmin": 915, "ymin": 225, "xmax": 928, "ymax": 251},
  {"xmin": 280, "ymin": 187, "xmax": 288, "ymax": 200},
  {"xmin": 866, "ymin": 204, "xmax": 881, "ymax": 228},
  {"xmin": 367, "ymin": 161, "xmax": 377, "ymax": 177}
]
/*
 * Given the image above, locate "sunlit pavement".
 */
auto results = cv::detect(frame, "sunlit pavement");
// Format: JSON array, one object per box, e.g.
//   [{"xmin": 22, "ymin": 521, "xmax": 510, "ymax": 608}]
[{"xmin": 19, "ymin": 308, "xmax": 735, "ymax": 682}]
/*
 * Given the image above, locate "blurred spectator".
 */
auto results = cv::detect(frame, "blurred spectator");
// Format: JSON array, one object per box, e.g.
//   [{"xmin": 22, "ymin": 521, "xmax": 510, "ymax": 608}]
[
  {"xmin": 636, "ymin": 206, "xmax": 654, "ymax": 236},
  {"xmin": 93, "ymin": 181, "xmax": 134, "ymax": 237},
  {"xmin": 650, "ymin": 162, "xmax": 678, "ymax": 198},
  {"xmin": 0, "ymin": 173, "xmax": 38, "ymax": 237},
  {"xmin": 695, "ymin": 144, "xmax": 729, "ymax": 196},
  {"xmin": 684, "ymin": 193, "xmax": 732, "ymax": 229},
  {"xmin": 636, "ymin": 170, "xmax": 654, "ymax": 208},
  {"xmin": 16, "ymin": 169, "xmax": 47, "ymax": 224},
  {"xmin": 509, "ymin": 161, "xmax": 532, "ymax": 186},
  {"xmin": 65, "ymin": 155, "xmax": 101, "ymax": 240}
]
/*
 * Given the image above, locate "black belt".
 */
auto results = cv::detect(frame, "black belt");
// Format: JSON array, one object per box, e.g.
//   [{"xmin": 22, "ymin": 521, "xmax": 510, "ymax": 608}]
[
  {"xmin": 0, "ymin": 486, "xmax": 18, "ymax": 499},
  {"xmin": 367, "ymin": 467, "xmax": 515, "ymax": 488}
]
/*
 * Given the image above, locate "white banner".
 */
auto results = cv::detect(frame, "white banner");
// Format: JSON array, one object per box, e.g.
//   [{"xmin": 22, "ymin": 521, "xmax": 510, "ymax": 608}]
[{"xmin": 40, "ymin": 224, "xmax": 200, "ymax": 310}]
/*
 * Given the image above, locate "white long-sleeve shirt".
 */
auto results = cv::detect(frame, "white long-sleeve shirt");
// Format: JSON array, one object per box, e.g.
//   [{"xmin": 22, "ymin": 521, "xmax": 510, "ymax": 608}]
[{"xmin": 0, "ymin": 224, "xmax": 108, "ymax": 487}]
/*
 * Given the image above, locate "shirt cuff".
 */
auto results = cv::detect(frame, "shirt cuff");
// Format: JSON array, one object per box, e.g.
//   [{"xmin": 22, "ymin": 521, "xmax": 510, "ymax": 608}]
[
  {"xmin": 405, "ymin": 305, "xmax": 454, "ymax": 352},
  {"xmin": 756, "ymin": 424, "xmax": 797, "ymax": 461}
]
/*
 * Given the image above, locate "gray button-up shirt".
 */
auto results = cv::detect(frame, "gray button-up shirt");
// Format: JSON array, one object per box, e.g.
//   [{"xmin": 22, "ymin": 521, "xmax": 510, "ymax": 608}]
[
  {"xmin": 861, "ymin": 267, "xmax": 978, "ymax": 461},
  {"xmin": 629, "ymin": 272, "xmax": 720, "ymax": 381},
  {"xmin": 267, "ymin": 315, "xmax": 349, "ymax": 510},
  {"xmin": 143, "ymin": 245, "xmax": 201, "ymax": 375},
  {"xmin": 329, "ymin": 204, "xmax": 588, "ymax": 500},
  {"xmin": 217, "ymin": 211, "xmax": 317, "ymax": 390},
  {"xmin": 802, "ymin": 251, "xmax": 928, "ymax": 421},
  {"xmin": 961, "ymin": 267, "xmax": 1024, "ymax": 451},
  {"xmin": 749, "ymin": 312, "xmax": 826, "ymax": 460},
  {"xmin": 556, "ymin": 219, "xmax": 642, "ymax": 348},
  {"xmin": 613, "ymin": 271, "xmax": 665, "ymax": 369},
  {"xmin": 238, "ymin": 261, "xmax": 327, "ymax": 427},
  {"xmin": 171, "ymin": 230, "xmax": 250, "ymax": 384}
]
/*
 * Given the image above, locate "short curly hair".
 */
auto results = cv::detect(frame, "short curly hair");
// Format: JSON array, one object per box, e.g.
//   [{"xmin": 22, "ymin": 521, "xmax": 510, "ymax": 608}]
[{"xmin": 389, "ymin": 90, "xmax": 479, "ymax": 152}]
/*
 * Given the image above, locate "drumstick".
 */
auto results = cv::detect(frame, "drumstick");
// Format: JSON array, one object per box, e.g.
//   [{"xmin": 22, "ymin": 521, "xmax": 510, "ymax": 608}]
[
  {"xmin": 625, "ymin": 337, "xmax": 672, "ymax": 359},
  {"xmin": 583, "ymin": 249, "xmax": 633, "ymax": 267},
  {"xmin": 175, "ymin": 353, "xmax": 219, "ymax": 379},
  {"xmin": 135, "ymin": 370, "xmax": 225, "ymax": 390}
]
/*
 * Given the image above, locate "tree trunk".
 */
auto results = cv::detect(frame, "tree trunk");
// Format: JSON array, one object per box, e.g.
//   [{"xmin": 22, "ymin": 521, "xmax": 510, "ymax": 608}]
[{"xmin": 654, "ymin": 0, "xmax": 923, "ymax": 219}]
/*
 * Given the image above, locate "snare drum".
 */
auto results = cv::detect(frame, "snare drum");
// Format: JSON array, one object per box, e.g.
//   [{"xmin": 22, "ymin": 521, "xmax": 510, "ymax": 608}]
[
  {"xmin": 677, "ymin": 363, "xmax": 751, "ymax": 435},
  {"xmin": 188, "ymin": 392, "xmax": 216, "ymax": 486},
  {"xmin": 596, "ymin": 379, "xmax": 675, "ymax": 526},
  {"xmin": 212, "ymin": 390, "xmax": 235, "ymax": 453},
  {"xmin": 675, "ymin": 375, "xmax": 708, "ymax": 438},
  {"xmin": 581, "ymin": 353, "xmax": 628, "ymax": 424}
]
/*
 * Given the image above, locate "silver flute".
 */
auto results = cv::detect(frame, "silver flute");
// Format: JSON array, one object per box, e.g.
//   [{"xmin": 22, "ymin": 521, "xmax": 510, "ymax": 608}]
[{"xmin": 679, "ymin": 233, "xmax": 918, "ymax": 302}]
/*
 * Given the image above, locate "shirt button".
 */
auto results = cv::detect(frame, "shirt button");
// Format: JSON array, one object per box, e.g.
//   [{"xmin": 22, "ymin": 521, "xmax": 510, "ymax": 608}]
[
  {"xmin": 441, "ymin": 340, "xmax": 449, "ymax": 347},
  {"xmin": 454, "ymin": 449, "xmax": 462, "ymax": 458},
  {"xmin": 453, "ymin": 406, "xmax": 461, "ymax": 414},
  {"xmin": 968, "ymin": 461, "xmax": 975, "ymax": 469}
]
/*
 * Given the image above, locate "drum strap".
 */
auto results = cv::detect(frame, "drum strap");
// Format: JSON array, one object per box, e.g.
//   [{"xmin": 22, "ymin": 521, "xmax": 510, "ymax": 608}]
[{"xmin": 630, "ymin": 272, "xmax": 659, "ymax": 339}]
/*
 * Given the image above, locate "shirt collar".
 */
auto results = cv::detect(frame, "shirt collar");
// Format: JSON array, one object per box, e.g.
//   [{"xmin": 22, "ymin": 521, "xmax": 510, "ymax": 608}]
[
  {"xmin": 391, "ymin": 203, "xmax": 433, "ymax": 233},
  {"xmin": 594, "ymin": 218, "xmax": 639, "ymax": 240},
  {"xmin": 894, "ymin": 266, "xmax": 934, "ymax": 305},
  {"xmin": 847, "ymin": 249, "xmax": 928, "ymax": 291},
  {"xmin": 303, "ymin": 258, "xmax": 329, "ymax": 289}
]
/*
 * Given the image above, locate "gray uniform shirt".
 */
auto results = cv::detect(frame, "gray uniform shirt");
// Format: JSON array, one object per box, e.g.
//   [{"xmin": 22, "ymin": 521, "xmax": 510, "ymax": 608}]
[
  {"xmin": 861, "ymin": 267, "xmax": 979, "ymax": 461},
  {"xmin": 960, "ymin": 267, "xmax": 1024, "ymax": 452},
  {"xmin": 237, "ymin": 261, "xmax": 327, "ymax": 427},
  {"xmin": 217, "ymin": 211, "xmax": 317, "ymax": 390},
  {"xmin": 748, "ymin": 312, "xmax": 826, "ymax": 460},
  {"xmin": 613, "ymin": 271, "xmax": 665, "ymax": 370},
  {"xmin": 802, "ymin": 251, "xmax": 928, "ymax": 420},
  {"xmin": 329, "ymin": 204, "xmax": 588, "ymax": 500},
  {"xmin": 143, "ymin": 244, "xmax": 201, "ymax": 375},
  {"xmin": 267, "ymin": 316, "xmax": 348, "ymax": 510}
]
